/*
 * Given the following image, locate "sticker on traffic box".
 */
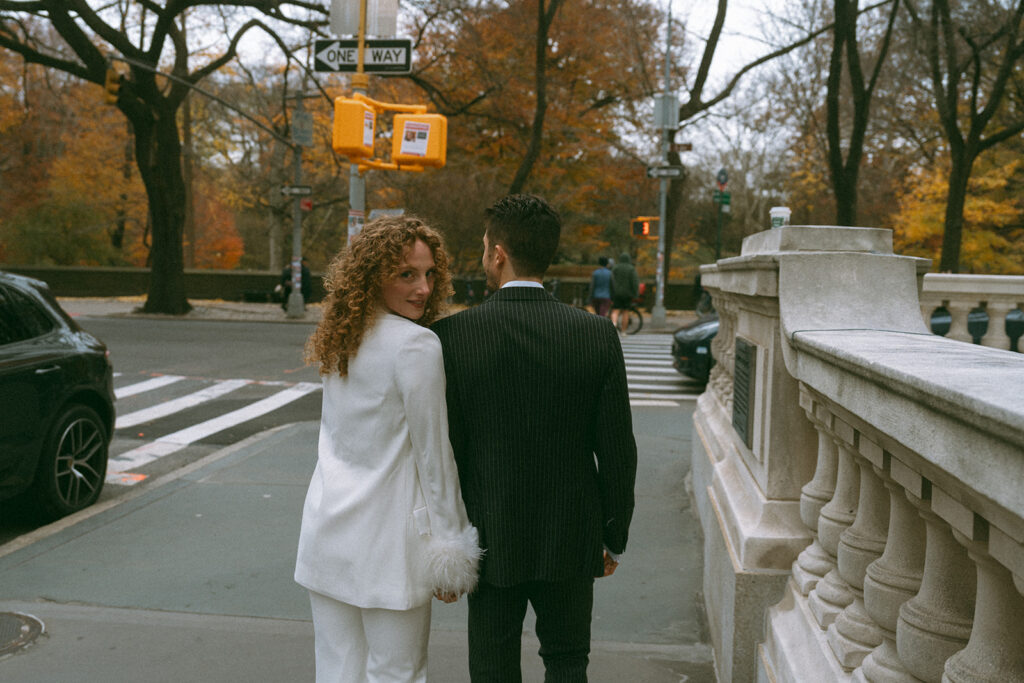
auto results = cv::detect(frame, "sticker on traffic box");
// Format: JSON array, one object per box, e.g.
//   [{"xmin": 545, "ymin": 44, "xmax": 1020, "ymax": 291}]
[{"xmin": 400, "ymin": 121, "xmax": 431, "ymax": 157}]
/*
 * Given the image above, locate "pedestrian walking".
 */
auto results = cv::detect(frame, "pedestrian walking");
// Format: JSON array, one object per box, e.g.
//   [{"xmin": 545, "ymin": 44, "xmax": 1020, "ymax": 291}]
[
  {"xmin": 588, "ymin": 256, "xmax": 613, "ymax": 317},
  {"xmin": 432, "ymin": 194, "xmax": 637, "ymax": 682},
  {"xmin": 295, "ymin": 216, "xmax": 481, "ymax": 683},
  {"xmin": 610, "ymin": 252, "xmax": 640, "ymax": 334}
]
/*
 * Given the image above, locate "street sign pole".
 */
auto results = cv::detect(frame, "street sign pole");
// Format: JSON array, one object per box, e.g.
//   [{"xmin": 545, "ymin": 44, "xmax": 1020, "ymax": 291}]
[
  {"xmin": 651, "ymin": 0, "xmax": 673, "ymax": 332},
  {"xmin": 347, "ymin": 0, "xmax": 369, "ymax": 246},
  {"xmin": 287, "ymin": 96, "xmax": 311, "ymax": 318}
]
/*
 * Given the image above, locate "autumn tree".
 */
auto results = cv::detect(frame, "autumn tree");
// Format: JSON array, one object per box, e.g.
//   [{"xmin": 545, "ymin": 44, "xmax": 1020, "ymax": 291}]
[
  {"xmin": 0, "ymin": 1, "xmax": 327, "ymax": 313},
  {"xmin": 903, "ymin": 0, "xmax": 1024, "ymax": 272}
]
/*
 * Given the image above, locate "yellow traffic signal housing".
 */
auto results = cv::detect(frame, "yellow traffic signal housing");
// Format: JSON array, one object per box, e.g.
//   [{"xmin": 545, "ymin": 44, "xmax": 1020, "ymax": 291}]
[
  {"xmin": 631, "ymin": 216, "xmax": 659, "ymax": 238},
  {"xmin": 391, "ymin": 114, "xmax": 447, "ymax": 168},
  {"xmin": 333, "ymin": 97, "xmax": 375, "ymax": 158},
  {"xmin": 104, "ymin": 68, "xmax": 120, "ymax": 105}
]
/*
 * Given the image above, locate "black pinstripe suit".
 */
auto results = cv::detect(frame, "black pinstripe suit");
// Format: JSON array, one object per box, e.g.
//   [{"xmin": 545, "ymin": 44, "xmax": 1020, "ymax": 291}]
[{"xmin": 432, "ymin": 286, "xmax": 637, "ymax": 680}]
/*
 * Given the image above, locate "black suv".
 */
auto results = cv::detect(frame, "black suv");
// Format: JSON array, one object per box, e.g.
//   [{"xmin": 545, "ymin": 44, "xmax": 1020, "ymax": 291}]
[{"xmin": 0, "ymin": 271, "xmax": 115, "ymax": 520}]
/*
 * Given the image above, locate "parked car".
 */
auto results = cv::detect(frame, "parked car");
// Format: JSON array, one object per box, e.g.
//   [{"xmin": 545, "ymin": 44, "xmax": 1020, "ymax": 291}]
[
  {"xmin": 672, "ymin": 314, "xmax": 719, "ymax": 383},
  {"xmin": 0, "ymin": 271, "xmax": 115, "ymax": 520}
]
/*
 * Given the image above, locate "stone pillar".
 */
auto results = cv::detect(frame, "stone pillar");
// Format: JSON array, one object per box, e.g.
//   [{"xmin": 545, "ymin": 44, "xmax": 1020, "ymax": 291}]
[
  {"xmin": 808, "ymin": 425, "xmax": 860, "ymax": 629},
  {"xmin": 827, "ymin": 445, "xmax": 890, "ymax": 670},
  {"xmin": 897, "ymin": 500, "xmax": 975, "ymax": 682},
  {"xmin": 980, "ymin": 301, "xmax": 1014, "ymax": 350},
  {"xmin": 792, "ymin": 398, "xmax": 839, "ymax": 595},
  {"xmin": 941, "ymin": 531, "xmax": 1024, "ymax": 682},
  {"xmin": 857, "ymin": 460, "xmax": 926, "ymax": 683},
  {"xmin": 945, "ymin": 300, "xmax": 974, "ymax": 344}
]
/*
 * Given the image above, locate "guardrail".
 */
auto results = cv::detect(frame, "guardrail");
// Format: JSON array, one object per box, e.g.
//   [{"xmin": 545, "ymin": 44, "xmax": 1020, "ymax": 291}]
[
  {"xmin": 693, "ymin": 226, "xmax": 1024, "ymax": 682},
  {"xmin": 920, "ymin": 273, "xmax": 1024, "ymax": 350}
]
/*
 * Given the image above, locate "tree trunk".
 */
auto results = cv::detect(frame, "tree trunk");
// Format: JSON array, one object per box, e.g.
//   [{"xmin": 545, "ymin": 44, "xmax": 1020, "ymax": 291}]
[
  {"xmin": 135, "ymin": 107, "xmax": 191, "ymax": 314},
  {"xmin": 939, "ymin": 152, "xmax": 974, "ymax": 273},
  {"xmin": 508, "ymin": 0, "xmax": 562, "ymax": 194}
]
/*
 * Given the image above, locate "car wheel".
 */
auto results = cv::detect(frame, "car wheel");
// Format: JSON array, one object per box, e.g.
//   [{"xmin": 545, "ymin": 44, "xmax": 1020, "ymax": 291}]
[{"xmin": 32, "ymin": 404, "xmax": 108, "ymax": 520}]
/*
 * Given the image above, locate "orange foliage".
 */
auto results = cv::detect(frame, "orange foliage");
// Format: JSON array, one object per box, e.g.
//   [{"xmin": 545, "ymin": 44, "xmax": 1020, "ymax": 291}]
[
  {"xmin": 192, "ymin": 183, "xmax": 244, "ymax": 269},
  {"xmin": 893, "ymin": 153, "xmax": 1024, "ymax": 273}
]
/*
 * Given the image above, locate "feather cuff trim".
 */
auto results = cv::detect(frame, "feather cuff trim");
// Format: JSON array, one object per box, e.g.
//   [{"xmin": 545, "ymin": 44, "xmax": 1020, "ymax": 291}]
[{"xmin": 425, "ymin": 525, "xmax": 483, "ymax": 595}]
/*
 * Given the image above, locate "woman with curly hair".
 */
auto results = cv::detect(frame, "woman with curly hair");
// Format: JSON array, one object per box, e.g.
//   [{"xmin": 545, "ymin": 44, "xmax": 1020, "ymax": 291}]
[{"xmin": 294, "ymin": 215, "xmax": 480, "ymax": 683}]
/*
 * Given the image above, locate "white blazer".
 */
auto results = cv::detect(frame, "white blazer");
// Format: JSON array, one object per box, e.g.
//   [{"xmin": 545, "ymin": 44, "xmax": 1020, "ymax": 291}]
[{"xmin": 295, "ymin": 312, "xmax": 479, "ymax": 610}]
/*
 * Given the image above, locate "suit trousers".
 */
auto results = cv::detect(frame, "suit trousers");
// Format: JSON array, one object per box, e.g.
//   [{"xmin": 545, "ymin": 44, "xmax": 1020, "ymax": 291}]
[
  {"xmin": 308, "ymin": 590, "xmax": 431, "ymax": 683},
  {"xmin": 467, "ymin": 577, "xmax": 595, "ymax": 683}
]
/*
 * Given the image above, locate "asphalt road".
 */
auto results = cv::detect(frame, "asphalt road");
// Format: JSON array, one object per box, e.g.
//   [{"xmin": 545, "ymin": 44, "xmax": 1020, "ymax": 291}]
[{"xmin": 0, "ymin": 316, "xmax": 712, "ymax": 680}]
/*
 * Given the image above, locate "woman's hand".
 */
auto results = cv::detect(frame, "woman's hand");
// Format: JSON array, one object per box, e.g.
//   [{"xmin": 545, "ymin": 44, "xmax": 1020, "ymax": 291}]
[{"xmin": 434, "ymin": 590, "xmax": 459, "ymax": 603}]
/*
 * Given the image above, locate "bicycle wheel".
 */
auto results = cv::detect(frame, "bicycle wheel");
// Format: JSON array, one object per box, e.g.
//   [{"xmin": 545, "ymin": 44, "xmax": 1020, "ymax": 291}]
[{"xmin": 624, "ymin": 307, "xmax": 643, "ymax": 335}]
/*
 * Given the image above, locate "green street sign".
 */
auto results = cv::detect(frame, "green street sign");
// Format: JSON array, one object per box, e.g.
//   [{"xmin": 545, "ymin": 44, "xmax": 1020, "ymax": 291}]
[{"xmin": 713, "ymin": 190, "xmax": 731, "ymax": 205}]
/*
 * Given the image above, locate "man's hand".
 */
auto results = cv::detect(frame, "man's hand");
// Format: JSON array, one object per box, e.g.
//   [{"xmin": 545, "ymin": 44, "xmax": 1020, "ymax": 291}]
[
  {"xmin": 602, "ymin": 551, "xmax": 619, "ymax": 577},
  {"xmin": 434, "ymin": 590, "xmax": 459, "ymax": 603}
]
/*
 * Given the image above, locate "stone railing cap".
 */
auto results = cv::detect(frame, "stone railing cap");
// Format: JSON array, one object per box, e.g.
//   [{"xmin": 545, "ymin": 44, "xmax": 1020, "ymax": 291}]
[{"xmin": 742, "ymin": 226, "xmax": 893, "ymax": 256}]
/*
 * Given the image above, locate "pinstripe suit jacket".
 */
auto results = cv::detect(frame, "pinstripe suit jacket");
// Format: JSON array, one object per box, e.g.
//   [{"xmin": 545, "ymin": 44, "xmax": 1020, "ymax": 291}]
[{"xmin": 432, "ymin": 286, "xmax": 637, "ymax": 586}]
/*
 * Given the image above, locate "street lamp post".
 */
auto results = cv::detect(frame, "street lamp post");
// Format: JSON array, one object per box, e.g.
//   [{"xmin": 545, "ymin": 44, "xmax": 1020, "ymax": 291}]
[
  {"xmin": 285, "ymin": 95, "xmax": 313, "ymax": 318},
  {"xmin": 651, "ymin": 2, "xmax": 675, "ymax": 331}
]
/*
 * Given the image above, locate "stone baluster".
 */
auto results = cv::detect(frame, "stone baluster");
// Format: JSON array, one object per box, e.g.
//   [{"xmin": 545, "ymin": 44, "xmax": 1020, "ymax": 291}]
[
  {"xmin": 792, "ymin": 397, "xmax": 839, "ymax": 595},
  {"xmin": 941, "ymin": 525, "xmax": 1024, "ymax": 681},
  {"xmin": 896, "ymin": 492, "xmax": 975, "ymax": 683},
  {"xmin": 827, "ymin": 435, "xmax": 890, "ymax": 670},
  {"xmin": 945, "ymin": 300, "xmax": 974, "ymax": 343},
  {"xmin": 808, "ymin": 418, "xmax": 860, "ymax": 629},
  {"xmin": 857, "ymin": 454, "xmax": 926, "ymax": 683},
  {"xmin": 980, "ymin": 301, "xmax": 1015, "ymax": 350}
]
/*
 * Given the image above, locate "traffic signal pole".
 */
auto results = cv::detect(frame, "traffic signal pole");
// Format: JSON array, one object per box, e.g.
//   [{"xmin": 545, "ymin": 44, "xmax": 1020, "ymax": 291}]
[{"xmin": 346, "ymin": 0, "xmax": 370, "ymax": 245}]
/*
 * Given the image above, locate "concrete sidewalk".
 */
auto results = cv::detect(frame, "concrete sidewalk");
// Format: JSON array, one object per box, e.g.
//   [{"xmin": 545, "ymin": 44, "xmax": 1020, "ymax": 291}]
[
  {"xmin": 56, "ymin": 297, "xmax": 698, "ymax": 331},
  {"xmin": 0, "ymin": 412, "xmax": 713, "ymax": 681}
]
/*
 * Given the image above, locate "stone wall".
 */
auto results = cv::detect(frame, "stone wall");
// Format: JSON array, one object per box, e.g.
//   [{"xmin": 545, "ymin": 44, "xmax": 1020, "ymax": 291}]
[{"xmin": 692, "ymin": 226, "xmax": 1024, "ymax": 682}]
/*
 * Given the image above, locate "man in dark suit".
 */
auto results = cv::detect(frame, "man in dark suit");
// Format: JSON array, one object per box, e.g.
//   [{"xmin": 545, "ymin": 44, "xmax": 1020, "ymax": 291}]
[{"xmin": 432, "ymin": 194, "xmax": 637, "ymax": 682}]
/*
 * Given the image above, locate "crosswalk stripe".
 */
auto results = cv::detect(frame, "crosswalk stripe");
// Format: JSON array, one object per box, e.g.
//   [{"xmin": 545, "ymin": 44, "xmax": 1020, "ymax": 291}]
[
  {"xmin": 115, "ymin": 378, "xmax": 251, "ymax": 429},
  {"xmin": 624, "ymin": 359, "xmax": 673, "ymax": 367},
  {"xmin": 107, "ymin": 381, "xmax": 321, "ymax": 481},
  {"xmin": 114, "ymin": 375, "xmax": 185, "ymax": 399},
  {"xmin": 630, "ymin": 400, "xmax": 682, "ymax": 407}
]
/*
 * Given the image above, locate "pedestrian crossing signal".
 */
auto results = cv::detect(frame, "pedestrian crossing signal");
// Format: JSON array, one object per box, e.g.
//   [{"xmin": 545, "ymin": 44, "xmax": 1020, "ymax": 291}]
[{"xmin": 630, "ymin": 216, "xmax": 658, "ymax": 238}]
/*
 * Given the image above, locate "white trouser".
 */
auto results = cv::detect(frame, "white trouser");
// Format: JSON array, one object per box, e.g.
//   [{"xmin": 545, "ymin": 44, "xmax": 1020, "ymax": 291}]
[{"xmin": 308, "ymin": 590, "xmax": 431, "ymax": 683}]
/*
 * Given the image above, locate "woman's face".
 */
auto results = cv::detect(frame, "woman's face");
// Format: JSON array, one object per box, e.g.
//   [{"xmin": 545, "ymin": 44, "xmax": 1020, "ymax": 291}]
[{"xmin": 380, "ymin": 239, "xmax": 436, "ymax": 321}]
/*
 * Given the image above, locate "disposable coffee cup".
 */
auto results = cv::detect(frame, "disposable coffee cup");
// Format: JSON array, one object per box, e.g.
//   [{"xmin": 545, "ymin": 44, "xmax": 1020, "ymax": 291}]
[{"xmin": 770, "ymin": 206, "xmax": 791, "ymax": 228}]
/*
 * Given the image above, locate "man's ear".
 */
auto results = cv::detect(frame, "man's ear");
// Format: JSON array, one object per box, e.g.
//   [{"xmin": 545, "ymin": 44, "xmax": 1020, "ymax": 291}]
[{"xmin": 492, "ymin": 243, "xmax": 507, "ymax": 268}]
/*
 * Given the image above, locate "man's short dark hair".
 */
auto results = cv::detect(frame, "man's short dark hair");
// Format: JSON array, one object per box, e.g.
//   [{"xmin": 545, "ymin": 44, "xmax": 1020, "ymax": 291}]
[
  {"xmin": 484, "ymin": 194, "xmax": 561, "ymax": 278},
  {"xmin": 598, "ymin": 256, "xmax": 609, "ymax": 267}
]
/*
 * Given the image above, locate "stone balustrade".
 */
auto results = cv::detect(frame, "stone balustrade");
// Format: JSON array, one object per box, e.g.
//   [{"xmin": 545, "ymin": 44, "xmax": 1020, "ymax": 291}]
[
  {"xmin": 692, "ymin": 226, "xmax": 1024, "ymax": 683},
  {"xmin": 919, "ymin": 273, "xmax": 1024, "ymax": 350}
]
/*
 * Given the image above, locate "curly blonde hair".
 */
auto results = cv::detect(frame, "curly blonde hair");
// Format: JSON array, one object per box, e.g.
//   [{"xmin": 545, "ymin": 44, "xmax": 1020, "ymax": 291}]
[{"xmin": 306, "ymin": 215, "xmax": 452, "ymax": 376}]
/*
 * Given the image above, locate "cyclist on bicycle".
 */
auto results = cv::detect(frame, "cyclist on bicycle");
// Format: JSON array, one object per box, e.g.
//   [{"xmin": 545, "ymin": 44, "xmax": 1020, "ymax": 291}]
[{"xmin": 610, "ymin": 252, "xmax": 639, "ymax": 335}]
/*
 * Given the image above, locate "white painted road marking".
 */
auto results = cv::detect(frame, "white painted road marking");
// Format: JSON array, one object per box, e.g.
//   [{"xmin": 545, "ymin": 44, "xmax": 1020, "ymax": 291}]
[
  {"xmin": 622, "ymin": 334, "xmax": 703, "ymax": 407},
  {"xmin": 107, "ymin": 381, "xmax": 321, "ymax": 482},
  {"xmin": 115, "ymin": 378, "xmax": 250, "ymax": 429},
  {"xmin": 114, "ymin": 375, "xmax": 185, "ymax": 399}
]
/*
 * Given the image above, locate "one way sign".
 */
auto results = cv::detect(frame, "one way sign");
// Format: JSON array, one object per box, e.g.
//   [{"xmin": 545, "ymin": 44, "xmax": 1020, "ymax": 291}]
[{"xmin": 314, "ymin": 39, "xmax": 412, "ymax": 73}]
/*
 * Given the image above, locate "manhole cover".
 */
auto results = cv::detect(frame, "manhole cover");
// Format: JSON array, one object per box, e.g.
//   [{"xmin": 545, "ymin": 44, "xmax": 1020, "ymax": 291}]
[{"xmin": 0, "ymin": 612, "xmax": 44, "ymax": 656}]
